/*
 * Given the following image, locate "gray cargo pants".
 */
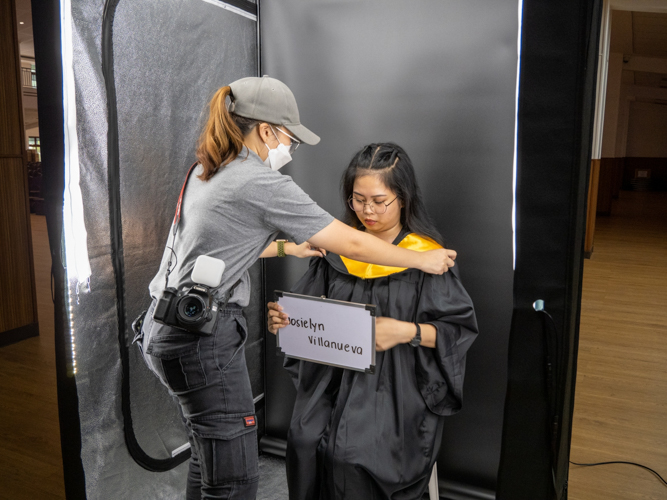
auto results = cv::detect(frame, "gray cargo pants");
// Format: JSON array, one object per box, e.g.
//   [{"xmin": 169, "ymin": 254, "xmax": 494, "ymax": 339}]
[{"xmin": 137, "ymin": 301, "xmax": 259, "ymax": 500}]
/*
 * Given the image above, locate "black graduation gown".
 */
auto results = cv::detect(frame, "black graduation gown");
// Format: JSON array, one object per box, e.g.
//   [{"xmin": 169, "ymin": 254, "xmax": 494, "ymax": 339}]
[{"xmin": 283, "ymin": 230, "xmax": 479, "ymax": 500}]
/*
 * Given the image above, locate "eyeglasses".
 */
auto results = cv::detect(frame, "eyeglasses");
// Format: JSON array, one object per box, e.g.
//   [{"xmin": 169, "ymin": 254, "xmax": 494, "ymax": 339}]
[
  {"xmin": 347, "ymin": 196, "xmax": 399, "ymax": 214},
  {"xmin": 274, "ymin": 126, "xmax": 301, "ymax": 155}
]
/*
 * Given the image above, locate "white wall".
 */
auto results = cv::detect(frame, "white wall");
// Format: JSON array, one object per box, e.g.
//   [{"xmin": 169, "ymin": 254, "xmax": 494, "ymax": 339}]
[
  {"xmin": 626, "ymin": 101, "xmax": 667, "ymax": 157},
  {"xmin": 609, "ymin": 10, "xmax": 633, "ymax": 54},
  {"xmin": 601, "ymin": 52, "xmax": 624, "ymax": 157}
]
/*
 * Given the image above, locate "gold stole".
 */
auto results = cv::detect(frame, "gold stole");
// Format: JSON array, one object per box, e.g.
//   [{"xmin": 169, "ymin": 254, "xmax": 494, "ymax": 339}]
[{"xmin": 340, "ymin": 233, "xmax": 442, "ymax": 279}]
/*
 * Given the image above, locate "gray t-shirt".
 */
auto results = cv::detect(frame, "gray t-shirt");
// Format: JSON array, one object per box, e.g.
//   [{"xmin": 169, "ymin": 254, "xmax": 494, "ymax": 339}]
[{"xmin": 148, "ymin": 148, "xmax": 334, "ymax": 307}]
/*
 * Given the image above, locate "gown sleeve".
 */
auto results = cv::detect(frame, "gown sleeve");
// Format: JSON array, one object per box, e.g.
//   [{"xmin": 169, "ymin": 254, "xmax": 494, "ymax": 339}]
[
  {"xmin": 415, "ymin": 264, "xmax": 478, "ymax": 416},
  {"xmin": 281, "ymin": 256, "xmax": 331, "ymax": 385}
]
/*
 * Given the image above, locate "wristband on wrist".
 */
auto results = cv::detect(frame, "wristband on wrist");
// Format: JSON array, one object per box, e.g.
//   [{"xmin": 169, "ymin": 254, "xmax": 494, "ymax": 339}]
[{"xmin": 276, "ymin": 239, "xmax": 287, "ymax": 257}]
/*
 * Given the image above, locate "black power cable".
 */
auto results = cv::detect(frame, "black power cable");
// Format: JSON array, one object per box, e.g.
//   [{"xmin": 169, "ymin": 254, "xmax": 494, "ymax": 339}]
[
  {"xmin": 533, "ymin": 299, "xmax": 566, "ymax": 495},
  {"xmin": 570, "ymin": 460, "xmax": 667, "ymax": 488},
  {"xmin": 534, "ymin": 301, "xmax": 667, "ymax": 492}
]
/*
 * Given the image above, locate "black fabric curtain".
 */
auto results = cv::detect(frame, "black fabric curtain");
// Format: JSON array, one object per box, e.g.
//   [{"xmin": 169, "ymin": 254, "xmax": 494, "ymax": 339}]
[
  {"xmin": 259, "ymin": 0, "xmax": 518, "ymax": 495},
  {"xmin": 497, "ymin": 1, "xmax": 602, "ymax": 499}
]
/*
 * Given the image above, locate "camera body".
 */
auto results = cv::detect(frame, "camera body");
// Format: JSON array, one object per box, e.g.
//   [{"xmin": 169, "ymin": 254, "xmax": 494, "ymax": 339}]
[{"xmin": 153, "ymin": 284, "xmax": 219, "ymax": 335}]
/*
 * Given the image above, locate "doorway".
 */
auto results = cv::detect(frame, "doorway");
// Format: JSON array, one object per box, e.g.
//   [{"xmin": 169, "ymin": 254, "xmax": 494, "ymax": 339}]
[{"xmin": 570, "ymin": 2, "xmax": 667, "ymax": 498}]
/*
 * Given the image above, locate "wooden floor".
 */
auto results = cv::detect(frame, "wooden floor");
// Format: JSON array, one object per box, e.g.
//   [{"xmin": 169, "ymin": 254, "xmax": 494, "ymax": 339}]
[
  {"xmin": 1, "ymin": 196, "xmax": 665, "ymax": 499},
  {"xmin": 0, "ymin": 215, "xmax": 66, "ymax": 499},
  {"xmin": 568, "ymin": 190, "xmax": 667, "ymax": 500}
]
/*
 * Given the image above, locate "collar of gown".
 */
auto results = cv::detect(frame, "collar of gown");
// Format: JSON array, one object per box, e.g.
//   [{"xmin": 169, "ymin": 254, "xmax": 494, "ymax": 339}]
[{"xmin": 325, "ymin": 229, "xmax": 442, "ymax": 279}]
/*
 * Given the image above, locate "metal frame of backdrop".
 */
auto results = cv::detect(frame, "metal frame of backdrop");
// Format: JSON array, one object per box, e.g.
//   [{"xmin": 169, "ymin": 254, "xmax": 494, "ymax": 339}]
[
  {"xmin": 32, "ymin": 1, "xmax": 87, "ymax": 497},
  {"xmin": 34, "ymin": 0, "xmax": 602, "ymax": 498},
  {"xmin": 35, "ymin": 0, "xmax": 260, "ymax": 498},
  {"xmin": 497, "ymin": 1, "xmax": 603, "ymax": 499}
]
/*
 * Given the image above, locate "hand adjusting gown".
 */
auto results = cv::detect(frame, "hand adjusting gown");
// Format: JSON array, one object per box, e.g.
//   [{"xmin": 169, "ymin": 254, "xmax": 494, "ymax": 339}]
[{"xmin": 283, "ymin": 229, "xmax": 478, "ymax": 500}]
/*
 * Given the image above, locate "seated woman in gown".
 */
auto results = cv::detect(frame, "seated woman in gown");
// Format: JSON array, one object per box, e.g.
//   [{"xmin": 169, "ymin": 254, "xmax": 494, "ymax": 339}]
[{"xmin": 267, "ymin": 143, "xmax": 479, "ymax": 500}]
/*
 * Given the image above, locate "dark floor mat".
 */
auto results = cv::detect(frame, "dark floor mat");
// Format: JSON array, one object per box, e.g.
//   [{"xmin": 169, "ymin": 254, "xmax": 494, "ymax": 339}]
[{"xmin": 257, "ymin": 454, "xmax": 288, "ymax": 500}]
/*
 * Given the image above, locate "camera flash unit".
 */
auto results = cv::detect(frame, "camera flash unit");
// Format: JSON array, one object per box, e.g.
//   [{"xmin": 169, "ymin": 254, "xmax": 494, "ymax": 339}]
[{"xmin": 191, "ymin": 255, "xmax": 225, "ymax": 288}]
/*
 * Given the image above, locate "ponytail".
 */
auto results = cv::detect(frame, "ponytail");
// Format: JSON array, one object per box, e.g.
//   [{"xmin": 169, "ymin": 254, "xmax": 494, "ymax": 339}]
[{"xmin": 196, "ymin": 86, "xmax": 253, "ymax": 181}]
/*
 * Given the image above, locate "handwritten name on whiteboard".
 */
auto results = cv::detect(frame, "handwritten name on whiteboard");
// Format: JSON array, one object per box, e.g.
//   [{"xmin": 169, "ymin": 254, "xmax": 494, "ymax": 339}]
[
  {"xmin": 307, "ymin": 335, "xmax": 363, "ymax": 354},
  {"xmin": 276, "ymin": 292, "xmax": 375, "ymax": 373},
  {"xmin": 289, "ymin": 317, "xmax": 325, "ymax": 332}
]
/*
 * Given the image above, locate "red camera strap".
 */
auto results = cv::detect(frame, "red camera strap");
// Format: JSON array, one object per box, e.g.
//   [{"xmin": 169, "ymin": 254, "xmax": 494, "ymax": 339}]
[
  {"xmin": 165, "ymin": 160, "xmax": 243, "ymax": 297},
  {"xmin": 173, "ymin": 161, "xmax": 200, "ymax": 231},
  {"xmin": 164, "ymin": 162, "xmax": 199, "ymax": 289}
]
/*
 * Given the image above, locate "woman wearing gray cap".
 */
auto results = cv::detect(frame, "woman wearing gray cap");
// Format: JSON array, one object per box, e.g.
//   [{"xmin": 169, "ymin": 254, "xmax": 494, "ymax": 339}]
[{"xmin": 138, "ymin": 76, "xmax": 457, "ymax": 500}]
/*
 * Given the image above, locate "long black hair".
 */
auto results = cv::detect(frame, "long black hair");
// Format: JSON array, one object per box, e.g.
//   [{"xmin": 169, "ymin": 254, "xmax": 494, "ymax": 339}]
[{"xmin": 341, "ymin": 142, "xmax": 445, "ymax": 247}]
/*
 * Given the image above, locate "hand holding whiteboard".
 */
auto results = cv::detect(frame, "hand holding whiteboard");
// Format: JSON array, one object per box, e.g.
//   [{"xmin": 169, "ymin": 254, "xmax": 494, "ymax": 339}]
[{"xmin": 275, "ymin": 291, "xmax": 376, "ymax": 374}]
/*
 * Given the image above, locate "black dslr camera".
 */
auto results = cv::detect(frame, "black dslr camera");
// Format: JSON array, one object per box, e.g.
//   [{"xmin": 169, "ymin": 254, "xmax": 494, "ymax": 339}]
[
  {"xmin": 154, "ymin": 256, "xmax": 226, "ymax": 335},
  {"xmin": 153, "ymin": 284, "xmax": 219, "ymax": 335}
]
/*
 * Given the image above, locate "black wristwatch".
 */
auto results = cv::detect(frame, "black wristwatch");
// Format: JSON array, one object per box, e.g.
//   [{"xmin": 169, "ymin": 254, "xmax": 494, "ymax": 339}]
[{"xmin": 409, "ymin": 323, "xmax": 421, "ymax": 347}]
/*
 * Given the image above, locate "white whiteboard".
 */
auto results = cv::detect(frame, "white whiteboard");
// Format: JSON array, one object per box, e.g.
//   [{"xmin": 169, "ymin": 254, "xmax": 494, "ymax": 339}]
[{"xmin": 275, "ymin": 291, "xmax": 376, "ymax": 373}]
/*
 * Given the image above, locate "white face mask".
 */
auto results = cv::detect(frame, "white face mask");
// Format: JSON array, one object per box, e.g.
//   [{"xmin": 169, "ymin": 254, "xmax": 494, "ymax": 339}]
[{"xmin": 263, "ymin": 127, "xmax": 293, "ymax": 171}]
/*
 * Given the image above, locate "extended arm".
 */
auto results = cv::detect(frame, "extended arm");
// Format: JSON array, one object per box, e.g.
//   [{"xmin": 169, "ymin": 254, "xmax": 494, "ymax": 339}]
[
  {"xmin": 259, "ymin": 241, "xmax": 326, "ymax": 259},
  {"xmin": 307, "ymin": 219, "xmax": 456, "ymax": 275}
]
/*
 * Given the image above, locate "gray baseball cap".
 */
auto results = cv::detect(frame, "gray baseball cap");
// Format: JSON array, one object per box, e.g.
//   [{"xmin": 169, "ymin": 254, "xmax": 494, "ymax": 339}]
[{"xmin": 228, "ymin": 75, "xmax": 320, "ymax": 145}]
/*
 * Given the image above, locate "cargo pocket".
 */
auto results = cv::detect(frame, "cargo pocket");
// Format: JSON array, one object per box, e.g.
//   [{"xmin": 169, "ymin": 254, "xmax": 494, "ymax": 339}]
[
  {"xmin": 190, "ymin": 414, "xmax": 259, "ymax": 485},
  {"xmin": 214, "ymin": 315, "xmax": 254, "ymax": 414},
  {"xmin": 146, "ymin": 332, "xmax": 206, "ymax": 393},
  {"xmin": 227, "ymin": 316, "xmax": 248, "ymax": 370},
  {"xmin": 212, "ymin": 315, "xmax": 248, "ymax": 373}
]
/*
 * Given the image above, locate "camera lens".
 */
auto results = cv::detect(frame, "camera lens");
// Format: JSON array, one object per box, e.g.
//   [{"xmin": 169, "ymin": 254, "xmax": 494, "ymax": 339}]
[
  {"xmin": 177, "ymin": 295, "xmax": 206, "ymax": 324},
  {"xmin": 183, "ymin": 300, "xmax": 202, "ymax": 317}
]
